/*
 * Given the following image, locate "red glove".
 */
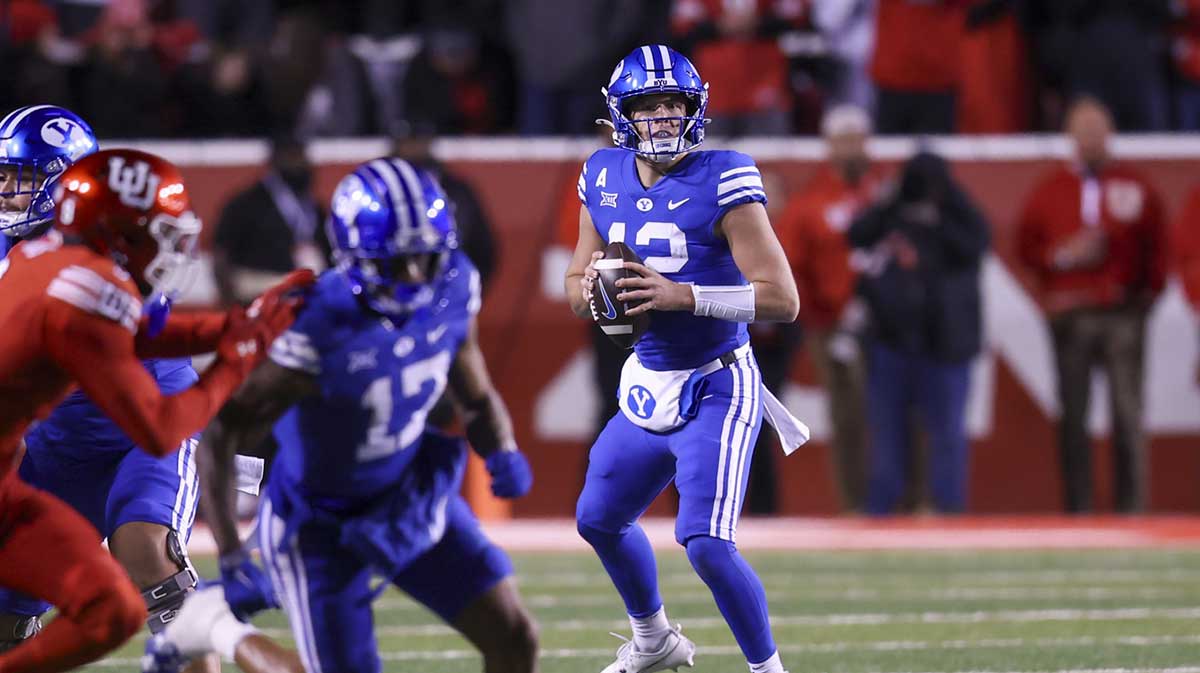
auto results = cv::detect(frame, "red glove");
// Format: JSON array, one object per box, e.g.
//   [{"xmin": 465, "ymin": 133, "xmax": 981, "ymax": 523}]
[{"xmin": 217, "ymin": 269, "xmax": 315, "ymax": 375}]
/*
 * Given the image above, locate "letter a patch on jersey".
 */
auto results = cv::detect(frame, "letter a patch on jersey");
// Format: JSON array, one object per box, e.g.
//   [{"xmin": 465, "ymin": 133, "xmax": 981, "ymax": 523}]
[{"xmin": 595, "ymin": 167, "xmax": 608, "ymax": 188}]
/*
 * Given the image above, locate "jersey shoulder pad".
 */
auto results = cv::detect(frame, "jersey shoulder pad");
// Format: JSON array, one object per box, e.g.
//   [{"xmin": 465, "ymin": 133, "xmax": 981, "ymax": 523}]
[
  {"xmin": 579, "ymin": 148, "xmax": 625, "ymax": 206},
  {"xmin": 268, "ymin": 270, "xmax": 347, "ymax": 375},
  {"xmin": 441, "ymin": 250, "xmax": 482, "ymax": 318},
  {"xmin": 44, "ymin": 252, "xmax": 142, "ymax": 333},
  {"xmin": 709, "ymin": 150, "xmax": 767, "ymax": 212}
]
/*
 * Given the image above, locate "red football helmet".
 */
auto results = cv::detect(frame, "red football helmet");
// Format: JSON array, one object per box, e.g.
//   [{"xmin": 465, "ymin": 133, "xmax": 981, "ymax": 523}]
[{"xmin": 53, "ymin": 148, "xmax": 200, "ymax": 297}]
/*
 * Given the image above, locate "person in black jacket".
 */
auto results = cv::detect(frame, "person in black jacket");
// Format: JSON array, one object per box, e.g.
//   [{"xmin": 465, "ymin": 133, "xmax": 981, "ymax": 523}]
[{"xmin": 848, "ymin": 151, "xmax": 989, "ymax": 515}]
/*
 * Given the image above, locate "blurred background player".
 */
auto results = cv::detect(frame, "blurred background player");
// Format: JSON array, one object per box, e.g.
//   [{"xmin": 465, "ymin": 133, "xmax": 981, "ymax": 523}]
[
  {"xmin": 781, "ymin": 103, "xmax": 882, "ymax": 514},
  {"xmin": 0, "ymin": 104, "xmax": 216, "ymax": 673},
  {"xmin": 567, "ymin": 45, "xmax": 804, "ymax": 673},
  {"xmin": 0, "ymin": 146, "xmax": 310, "ymax": 672},
  {"xmin": 187, "ymin": 157, "xmax": 539, "ymax": 673},
  {"xmin": 1016, "ymin": 96, "xmax": 1167, "ymax": 513}
]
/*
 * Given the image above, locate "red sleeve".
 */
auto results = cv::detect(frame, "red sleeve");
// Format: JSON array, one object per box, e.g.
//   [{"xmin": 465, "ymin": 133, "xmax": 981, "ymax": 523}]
[
  {"xmin": 1141, "ymin": 179, "xmax": 1169, "ymax": 296},
  {"xmin": 134, "ymin": 310, "xmax": 227, "ymax": 358},
  {"xmin": 1016, "ymin": 181, "xmax": 1053, "ymax": 276},
  {"xmin": 1173, "ymin": 187, "xmax": 1200, "ymax": 311},
  {"xmin": 44, "ymin": 301, "xmax": 244, "ymax": 457}
]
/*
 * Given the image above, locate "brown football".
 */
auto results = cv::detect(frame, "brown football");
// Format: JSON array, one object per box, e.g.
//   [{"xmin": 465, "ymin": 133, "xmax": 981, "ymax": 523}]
[{"xmin": 589, "ymin": 241, "xmax": 650, "ymax": 349}]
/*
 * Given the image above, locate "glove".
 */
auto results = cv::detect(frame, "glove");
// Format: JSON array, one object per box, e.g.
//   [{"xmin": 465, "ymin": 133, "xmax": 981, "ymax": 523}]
[
  {"xmin": 143, "ymin": 292, "xmax": 173, "ymax": 338},
  {"xmin": 217, "ymin": 269, "xmax": 316, "ymax": 375},
  {"xmin": 218, "ymin": 549, "xmax": 279, "ymax": 621},
  {"xmin": 485, "ymin": 449, "xmax": 533, "ymax": 498}
]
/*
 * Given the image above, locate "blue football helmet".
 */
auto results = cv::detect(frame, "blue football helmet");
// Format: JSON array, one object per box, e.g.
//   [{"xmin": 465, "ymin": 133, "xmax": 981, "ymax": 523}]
[
  {"xmin": 0, "ymin": 105, "xmax": 97, "ymax": 237},
  {"xmin": 602, "ymin": 44, "xmax": 709, "ymax": 163},
  {"xmin": 326, "ymin": 158, "xmax": 458, "ymax": 318}
]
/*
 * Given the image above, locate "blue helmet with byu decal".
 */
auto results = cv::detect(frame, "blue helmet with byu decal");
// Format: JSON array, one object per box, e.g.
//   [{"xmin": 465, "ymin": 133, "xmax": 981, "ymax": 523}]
[
  {"xmin": 603, "ymin": 44, "xmax": 708, "ymax": 163},
  {"xmin": 0, "ymin": 105, "xmax": 97, "ymax": 237},
  {"xmin": 326, "ymin": 157, "xmax": 458, "ymax": 318}
]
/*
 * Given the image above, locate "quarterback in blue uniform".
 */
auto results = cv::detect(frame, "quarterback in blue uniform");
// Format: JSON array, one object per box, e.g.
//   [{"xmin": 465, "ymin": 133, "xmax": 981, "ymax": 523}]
[
  {"xmin": 0, "ymin": 105, "xmax": 216, "ymax": 672},
  {"xmin": 566, "ymin": 46, "xmax": 803, "ymax": 673},
  {"xmin": 154, "ymin": 157, "xmax": 539, "ymax": 673}
]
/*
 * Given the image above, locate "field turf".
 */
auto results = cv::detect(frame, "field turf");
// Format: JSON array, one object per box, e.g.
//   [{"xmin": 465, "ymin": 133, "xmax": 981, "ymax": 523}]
[{"xmin": 87, "ymin": 547, "xmax": 1200, "ymax": 672}]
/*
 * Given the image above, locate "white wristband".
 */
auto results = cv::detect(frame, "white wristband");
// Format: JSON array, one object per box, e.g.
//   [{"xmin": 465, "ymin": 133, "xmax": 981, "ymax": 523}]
[{"xmin": 691, "ymin": 284, "xmax": 756, "ymax": 322}]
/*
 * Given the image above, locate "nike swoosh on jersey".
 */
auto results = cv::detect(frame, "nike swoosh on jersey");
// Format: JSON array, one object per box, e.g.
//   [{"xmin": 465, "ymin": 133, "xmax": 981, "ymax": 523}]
[
  {"xmin": 667, "ymin": 198, "xmax": 690, "ymax": 210},
  {"xmin": 597, "ymin": 277, "xmax": 618, "ymax": 320}
]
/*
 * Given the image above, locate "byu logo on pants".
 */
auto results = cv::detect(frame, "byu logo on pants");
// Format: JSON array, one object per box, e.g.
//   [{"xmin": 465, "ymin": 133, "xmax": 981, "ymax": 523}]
[{"xmin": 627, "ymin": 385, "xmax": 656, "ymax": 419}]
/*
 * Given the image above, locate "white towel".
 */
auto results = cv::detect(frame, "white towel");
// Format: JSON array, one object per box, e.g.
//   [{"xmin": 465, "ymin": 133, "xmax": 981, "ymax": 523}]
[
  {"xmin": 761, "ymin": 387, "xmax": 811, "ymax": 455},
  {"xmin": 235, "ymin": 454, "xmax": 266, "ymax": 496}
]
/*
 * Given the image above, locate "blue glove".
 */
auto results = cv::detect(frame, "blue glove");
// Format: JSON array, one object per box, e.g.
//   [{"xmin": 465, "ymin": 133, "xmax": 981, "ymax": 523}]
[
  {"xmin": 485, "ymin": 449, "xmax": 533, "ymax": 498},
  {"xmin": 142, "ymin": 633, "xmax": 188, "ymax": 673},
  {"xmin": 143, "ymin": 292, "xmax": 173, "ymax": 338},
  {"xmin": 219, "ymin": 549, "xmax": 278, "ymax": 621}
]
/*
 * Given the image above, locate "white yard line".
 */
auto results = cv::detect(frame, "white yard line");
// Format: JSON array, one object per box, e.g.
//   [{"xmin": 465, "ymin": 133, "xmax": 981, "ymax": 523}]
[
  {"xmin": 87, "ymin": 637, "xmax": 1200, "ymax": 667},
  {"xmin": 249, "ymin": 606, "xmax": 1200, "ymax": 638},
  {"xmin": 371, "ymin": 586, "xmax": 1184, "ymax": 612}
]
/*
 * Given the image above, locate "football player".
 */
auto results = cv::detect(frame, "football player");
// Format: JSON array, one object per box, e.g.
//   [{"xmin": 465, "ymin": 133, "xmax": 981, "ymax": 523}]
[
  {"xmin": 0, "ymin": 105, "xmax": 214, "ymax": 673},
  {"xmin": 154, "ymin": 157, "xmax": 540, "ymax": 673},
  {"xmin": 0, "ymin": 146, "xmax": 311, "ymax": 672},
  {"xmin": 566, "ymin": 45, "xmax": 805, "ymax": 673}
]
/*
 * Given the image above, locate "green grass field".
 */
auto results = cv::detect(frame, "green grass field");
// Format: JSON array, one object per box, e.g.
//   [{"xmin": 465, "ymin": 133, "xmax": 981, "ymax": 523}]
[{"xmin": 87, "ymin": 547, "xmax": 1200, "ymax": 672}]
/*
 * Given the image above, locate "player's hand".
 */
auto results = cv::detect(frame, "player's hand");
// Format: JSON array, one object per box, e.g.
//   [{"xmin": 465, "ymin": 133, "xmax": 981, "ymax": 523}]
[
  {"xmin": 581, "ymin": 251, "xmax": 604, "ymax": 322},
  {"xmin": 485, "ymin": 449, "xmax": 533, "ymax": 498},
  {"xmin": 218, "ymin": 549, "xmax": 279, "ymax": 621},
  {"xmin": 616, "ymin": 261, "xmax": 695, "ymax": 315},
  {"xmin": 216, "ymin": 269, "xmax": 315, "ymax": 373}
]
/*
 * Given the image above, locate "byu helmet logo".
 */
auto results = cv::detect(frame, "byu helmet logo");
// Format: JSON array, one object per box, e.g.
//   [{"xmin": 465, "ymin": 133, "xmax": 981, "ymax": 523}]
[
  {"xmin": 107, "ymin": 156, "xmax": 160, "ymax": 210},
  {"xmin": 627, "ymin": 385, "xmax": 656, "ymax": 419},
  {"xmin": 41, "ymin": 118, "xmax": 92, "ymax": 159}
]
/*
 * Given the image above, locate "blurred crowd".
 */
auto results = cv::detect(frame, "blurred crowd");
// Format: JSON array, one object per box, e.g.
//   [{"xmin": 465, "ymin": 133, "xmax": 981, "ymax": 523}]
[{"xmin": 8, "ymin": 0, "xmax": 1200, "ymax": 140}]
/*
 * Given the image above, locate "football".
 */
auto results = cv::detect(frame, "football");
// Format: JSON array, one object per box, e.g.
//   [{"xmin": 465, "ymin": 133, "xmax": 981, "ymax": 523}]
[{"xmin": 589, "ymin": 241, "xmax": 650, "ymax": 349}]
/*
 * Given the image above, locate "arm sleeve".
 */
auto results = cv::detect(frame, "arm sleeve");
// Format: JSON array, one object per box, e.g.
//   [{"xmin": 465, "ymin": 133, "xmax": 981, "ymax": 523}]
[
  {"xmin": 44, "ymin": 301, "xmax": 244, "ymax": 457},
  {"xmin": 715, "ymin": 153, "xmax": 768, "ymax": 220}
]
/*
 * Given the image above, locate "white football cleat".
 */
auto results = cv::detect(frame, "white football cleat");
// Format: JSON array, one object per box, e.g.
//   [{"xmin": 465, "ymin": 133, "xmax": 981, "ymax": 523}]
[
  {"xmin": 161, "ymin": 585, "xmax": 234, "ymax": 656},
  {"xmin": 600, "ymin": 624, "xmax": 696, "ymax": 673}
]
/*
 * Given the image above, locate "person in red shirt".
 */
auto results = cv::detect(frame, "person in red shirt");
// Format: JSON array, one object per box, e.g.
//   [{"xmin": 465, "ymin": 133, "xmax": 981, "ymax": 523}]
[
  {"xmin": 1016, "ymin": 97, "xmax": 1167, "ymax": 513},
  {"xmin": 869, "ymin": 0, "xmax": 967, "ymax": 134},
  {"xmin": 1172, "ymin": 181, "xmax": 1200, "ymax": 387},
  {"xmin": 0, "ymin": 148, "xmax": 312, "ymax": 672},
  {"xmin": 781, "ymin": 104, "xmax": 881, "ymax": 512}
]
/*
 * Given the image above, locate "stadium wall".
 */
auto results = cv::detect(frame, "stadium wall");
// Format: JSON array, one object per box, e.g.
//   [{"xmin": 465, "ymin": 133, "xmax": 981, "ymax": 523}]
[{"xmin": 135, "ymin": 136, "xmax": 1200, "ymax": 515}]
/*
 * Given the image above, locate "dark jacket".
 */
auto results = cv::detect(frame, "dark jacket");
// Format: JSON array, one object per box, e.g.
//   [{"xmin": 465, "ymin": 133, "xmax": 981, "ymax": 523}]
[{"xmin": 847, "ymin": 152, "xmax": 989, "ymax": 363}]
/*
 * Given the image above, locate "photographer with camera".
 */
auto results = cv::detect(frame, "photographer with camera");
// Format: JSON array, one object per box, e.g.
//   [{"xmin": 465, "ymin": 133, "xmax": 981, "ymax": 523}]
[{"xmin": 848, "ymin": 150, "xmax": 989, "ymax": 515}]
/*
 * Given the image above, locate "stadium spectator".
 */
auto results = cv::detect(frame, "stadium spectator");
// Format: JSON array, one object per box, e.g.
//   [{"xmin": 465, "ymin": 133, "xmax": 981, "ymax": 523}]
[
  {"xmin": 1036, "ymin": 0, "xmax": 1171, "ymax": 132},
  {"xmin": 1016, "ymin": 97, "xmax": 1168, "ymax": 513},
  {"xmin": 810, "ymin": 0, "xmax": 876, "ymax": 111},
  {"xmin": 869, "ymin": 0, "xmax": 966, "ymax": 134},
  {"xmin": 957, "ymin": 0, "xmax": 1032, "ymax": 133},
  {"xmin": 505, "ymin": 0, "xmax": 643, "ymax": 135},
  {"xmin": 781, "ymin": 104, "xmax": 883, "ymax": 513},
  {"xmin": 403, "ymin": 27, "xmax": 514, "ymax": 135},
  {"xmin": 1171, "ymin": 0, "xmax": 1200, "ymax": 130},
  {"xmin": 212, "ymin": 136, "xmax": 329, "ymax": 307},
  {"xmin": 78, "ymin": 0, "xmax": 169, "ymax": 137},
  {"xmin": 672, "ymin": 0, "xmax": 807, "ymax": 136},
  {"xmin": 849, "ymin": 150, "xmax": 989, "ymax": 515}
]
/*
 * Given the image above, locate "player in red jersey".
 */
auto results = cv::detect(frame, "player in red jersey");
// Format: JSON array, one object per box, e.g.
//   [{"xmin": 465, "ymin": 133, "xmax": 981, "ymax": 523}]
[{"xmin": 0, "ymin": 147, "xmax": 313, "ymax": 672}]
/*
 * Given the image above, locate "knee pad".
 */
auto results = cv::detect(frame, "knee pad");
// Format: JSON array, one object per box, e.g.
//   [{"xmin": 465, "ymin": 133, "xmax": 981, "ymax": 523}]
[
  {"xmin": 140, "ymin": 529, "xmax": 198, "ymax": 634},
  {"xmin": 0, "ymin": 615, "xmax": 41, "ymax": 652}
]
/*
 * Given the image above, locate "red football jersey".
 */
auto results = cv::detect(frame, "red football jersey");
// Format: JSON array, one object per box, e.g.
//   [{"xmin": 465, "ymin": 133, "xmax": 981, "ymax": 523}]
[{"xmin": 0, "ymin": 235, "xmax": 238, "ymax": 474}]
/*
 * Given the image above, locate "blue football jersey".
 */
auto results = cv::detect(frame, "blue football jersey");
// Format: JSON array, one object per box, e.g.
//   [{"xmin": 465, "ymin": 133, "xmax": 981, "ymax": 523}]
[
  {"xmin": 1, "ymin": 234, "xmax": 198, "ymax": 454},
  {"xmin": 268, "ymin": 250, "xmax": 481, "ymax": 499},
  {"xmin": 579, "ymin": 148, "xmax": 766, "ymax": 370}
]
